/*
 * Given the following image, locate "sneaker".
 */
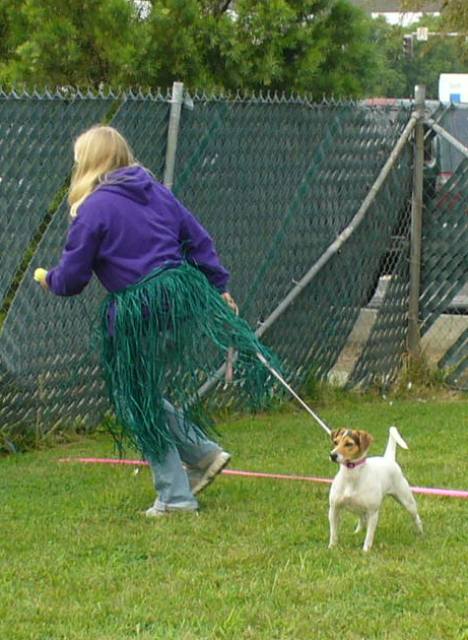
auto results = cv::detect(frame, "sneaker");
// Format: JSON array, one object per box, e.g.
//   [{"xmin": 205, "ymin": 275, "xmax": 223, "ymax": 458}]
[
  {"xmin": 145, "ymin": 506, "xmax": 169, "ymax": 518},
  {"xmin": 188, "ymin": 451, "xmax": 231, "ymax": 495},
  {"xmin": 145, "ymin": 505, "xmax": 198, "ymax": 518}
]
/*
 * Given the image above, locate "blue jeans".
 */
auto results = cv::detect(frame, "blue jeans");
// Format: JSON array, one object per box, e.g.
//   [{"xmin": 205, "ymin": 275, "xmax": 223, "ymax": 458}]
[{"xmin": 143, "ymin": 400, "xmax": 221, "ymax": 511}]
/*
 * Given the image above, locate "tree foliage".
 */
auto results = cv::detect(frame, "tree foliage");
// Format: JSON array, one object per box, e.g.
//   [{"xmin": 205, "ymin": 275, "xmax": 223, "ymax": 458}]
[
  {"xmin": 401, "ymin": 0, "xmax": 468, "ymax": 34},
  {"xmin": 0, "ymin": 0, "xmax": 466, "ymax": 98},
  {"xmin": 401, "ymin": 0, "xmax": 468, "ymax": 66},
  {"xmin": 369, "ymin": 14, "xmax": 467, "ymax": 99},
  {"xmin": 0, "ymin": 0, "xmax": 381, "ymax": 97},
  {"xmin": 0, "ymin": 0, "xmax": 140, "ymax": 86},
  {"xmin": 401, "ymin": 18, "xmax": 467, "ymax": 97}
]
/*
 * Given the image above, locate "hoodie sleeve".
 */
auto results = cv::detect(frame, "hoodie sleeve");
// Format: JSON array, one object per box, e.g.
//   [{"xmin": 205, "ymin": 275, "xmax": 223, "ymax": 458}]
[
  {"xmin": 46, "ymin": 216, "xmax": 103, "ymax": 296},
  {"xmin": 178, "ymin": 201, "xmax": 230, "ymax": 292}
]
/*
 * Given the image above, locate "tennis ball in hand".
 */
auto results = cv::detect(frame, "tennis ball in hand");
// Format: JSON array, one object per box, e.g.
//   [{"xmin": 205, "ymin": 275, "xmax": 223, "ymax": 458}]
[{"xmin": 34, "ymin": 268, "xmax": 48, "ymax": 284}]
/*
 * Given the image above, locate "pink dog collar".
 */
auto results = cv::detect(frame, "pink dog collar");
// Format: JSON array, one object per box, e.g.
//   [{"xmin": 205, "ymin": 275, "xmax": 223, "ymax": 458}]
[{"xmin": 343, "ymin": 458, "xmax": 367, "ymax": 469}]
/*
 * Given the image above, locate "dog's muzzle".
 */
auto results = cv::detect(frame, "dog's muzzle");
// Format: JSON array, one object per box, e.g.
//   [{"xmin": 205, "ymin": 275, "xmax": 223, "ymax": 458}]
[{"xmin": 330, "ymin": 452, "xmax": 338, "ymax": 463}]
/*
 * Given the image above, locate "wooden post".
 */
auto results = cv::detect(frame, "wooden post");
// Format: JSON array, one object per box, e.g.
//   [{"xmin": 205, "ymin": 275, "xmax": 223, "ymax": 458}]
[{"xmin": 407, "ymin": 85, "xmax": 426, "ymax": 359}]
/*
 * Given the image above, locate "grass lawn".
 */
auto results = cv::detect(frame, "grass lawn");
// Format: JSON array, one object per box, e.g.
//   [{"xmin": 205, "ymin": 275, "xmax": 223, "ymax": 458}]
[{"xmin": 1, "ymin": 395, "xmax": 467, "ymax": 640}]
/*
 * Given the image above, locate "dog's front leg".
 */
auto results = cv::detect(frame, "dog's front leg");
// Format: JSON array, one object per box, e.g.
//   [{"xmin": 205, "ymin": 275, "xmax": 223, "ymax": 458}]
[
  {"xmin": 328, "ymin": 504, "xmax": 341, "ymax": 549},
  {"xmin": 362, "ymin": 511, "xmax": 379, "ymax": 552}
]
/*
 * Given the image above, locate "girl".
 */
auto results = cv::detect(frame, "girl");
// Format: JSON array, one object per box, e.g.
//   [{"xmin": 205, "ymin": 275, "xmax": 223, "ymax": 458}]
[{"xmin": 34, "ymin": 125, "xmax": 275, "ymax": 517}]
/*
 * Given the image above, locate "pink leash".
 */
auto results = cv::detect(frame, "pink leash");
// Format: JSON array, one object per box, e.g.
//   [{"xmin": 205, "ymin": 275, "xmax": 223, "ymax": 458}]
[{"xmin": 58, "ymin": 457, "xmax": 468, "ymax": 499}]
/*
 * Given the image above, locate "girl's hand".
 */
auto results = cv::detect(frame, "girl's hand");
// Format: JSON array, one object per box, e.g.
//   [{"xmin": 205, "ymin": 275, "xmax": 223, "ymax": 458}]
[
  {"xmin": 34, "ymin": 268, "xmax": 49, "ymax": 290},
  {"xmin": 221, "ymin": 292, "xmax": 238, "ymax": 315}
]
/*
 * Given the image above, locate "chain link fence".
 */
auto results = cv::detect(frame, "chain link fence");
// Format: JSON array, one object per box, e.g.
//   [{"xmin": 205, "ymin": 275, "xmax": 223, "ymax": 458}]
[
  {"xmin": 419, "ymin": 106, "xmax": 468, "ymax": 389},
  {"xmin": 0, "ymin": 88, "xmax": 466, "ymax": 449}
]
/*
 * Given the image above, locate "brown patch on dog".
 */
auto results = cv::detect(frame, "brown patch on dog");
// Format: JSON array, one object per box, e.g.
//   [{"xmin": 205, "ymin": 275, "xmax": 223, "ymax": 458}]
[{"xmin": 357, "ymin": 431, "xmax": 374, "ymax": 454}]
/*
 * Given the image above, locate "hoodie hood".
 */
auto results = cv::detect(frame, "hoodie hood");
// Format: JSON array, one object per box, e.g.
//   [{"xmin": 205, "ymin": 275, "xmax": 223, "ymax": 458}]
[{"xmin": 98, "ymin": 165, "xmax": 154, "ymax": 204}]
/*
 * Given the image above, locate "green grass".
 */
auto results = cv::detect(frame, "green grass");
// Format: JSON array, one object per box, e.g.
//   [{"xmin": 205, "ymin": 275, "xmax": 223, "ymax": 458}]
[{"xmin": 1, "ymin": 397, "xmax": 467, "ymax": 640}]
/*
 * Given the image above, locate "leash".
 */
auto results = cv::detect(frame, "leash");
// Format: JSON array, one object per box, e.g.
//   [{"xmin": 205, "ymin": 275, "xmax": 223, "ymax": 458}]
[
  {"xmin": 255, "ymin": 352, "xmax": 332, "ymax": 437},
  {"xmin": 58, "ymin": 458, "xmax": 468, "ymax": 499}
]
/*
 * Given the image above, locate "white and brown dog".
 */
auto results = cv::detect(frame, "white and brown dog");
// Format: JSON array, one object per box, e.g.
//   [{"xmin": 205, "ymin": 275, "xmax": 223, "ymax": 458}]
[{"xmin": 328, "ymin": 426, "xmax": 423, "ymax": 552}]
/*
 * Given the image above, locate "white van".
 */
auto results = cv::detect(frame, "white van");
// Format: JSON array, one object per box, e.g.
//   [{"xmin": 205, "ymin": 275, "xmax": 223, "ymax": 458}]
[{"xmin": 438, "ymin": 74, "xmax": 468, "ymax": 105}]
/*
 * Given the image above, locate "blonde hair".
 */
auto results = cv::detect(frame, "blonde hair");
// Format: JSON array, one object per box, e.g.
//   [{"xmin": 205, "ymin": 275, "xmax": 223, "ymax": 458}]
[{"xmin": 68, "ymin": 126, "xmax": 136, "ymax": 218}]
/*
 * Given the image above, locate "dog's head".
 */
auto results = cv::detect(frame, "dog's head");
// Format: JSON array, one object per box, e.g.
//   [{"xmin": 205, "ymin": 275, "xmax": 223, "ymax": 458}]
[{"xmin": 329, "ymin": 428, "xmax": 374, "ymax": 465}]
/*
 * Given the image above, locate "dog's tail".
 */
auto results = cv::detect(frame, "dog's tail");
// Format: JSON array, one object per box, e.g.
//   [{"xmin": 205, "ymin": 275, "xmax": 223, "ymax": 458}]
[{"xmin": 384, "ymin": 426, "xmax": 408, "ymax": 461}]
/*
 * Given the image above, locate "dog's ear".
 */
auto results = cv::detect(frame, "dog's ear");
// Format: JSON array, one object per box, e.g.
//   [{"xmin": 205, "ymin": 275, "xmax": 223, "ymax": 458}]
[
  {"xmin": 331, "ymin": 428, "xmax": 344, "ymax": 442},
  {"xmin": 358, "ymin": 431, "xmax": 374, "ymax": 452}
]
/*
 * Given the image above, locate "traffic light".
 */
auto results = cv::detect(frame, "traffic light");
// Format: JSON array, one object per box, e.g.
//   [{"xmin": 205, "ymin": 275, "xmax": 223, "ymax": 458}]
[{"xmin": 403, "ymin": 34, "xmax": 414, "ymax": 58}]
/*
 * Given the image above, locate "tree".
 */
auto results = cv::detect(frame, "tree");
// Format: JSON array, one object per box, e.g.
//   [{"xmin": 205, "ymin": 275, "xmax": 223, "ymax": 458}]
[
  {"xmin": 131, "ymin": 0, "xmax": 224, "ymax": 90},
  {"xmin": 366, "ymin": 17, "xmax": 409, "ymax": 98},
  {"xmin": 0, "ymin": 0, "xmax": 141, "ymax": 87},
  {"xmin": 402, "ymin": 18, "xmax": 468, "ymax": 98},
  {"xmin": 301, "ymin": 0, "xmax": 382, "ymax": 96},
  {"xmin": 401, "ymin": 0, "xmax": 468, "ymax": 33},
  {"xmin": 0, "ymin": 0, "xmax": 417, "ymax": 99},
  {"xmin": 364, "ymin": 14, "xmax": 467, "ymax": 99},
  {"xmin": 134, "ymin": 0, "xmax": 383, "ymax": 97},
  {"xmin": 401, "ymin": 0, "xmax": 468, "ymax": 65},
  {"xmin": 0, "ymin": 1, "xmax": 28, "ymax": 83}
]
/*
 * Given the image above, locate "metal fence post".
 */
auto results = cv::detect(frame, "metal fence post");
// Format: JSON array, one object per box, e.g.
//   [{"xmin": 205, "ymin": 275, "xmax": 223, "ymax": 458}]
[
  {"xmin": 407, "ymin": 84, "xmax": 426, "ymax": 359},
  {"xmin": 163, "ymin": 81, "xmax": 184, "ymax": 190}
]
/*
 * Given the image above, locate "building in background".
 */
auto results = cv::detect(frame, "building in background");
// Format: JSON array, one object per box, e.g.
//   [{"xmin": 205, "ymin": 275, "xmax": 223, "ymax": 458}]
[{"xmin": 349, "ymin": 1, "xmax": 443, "ymax": 26}]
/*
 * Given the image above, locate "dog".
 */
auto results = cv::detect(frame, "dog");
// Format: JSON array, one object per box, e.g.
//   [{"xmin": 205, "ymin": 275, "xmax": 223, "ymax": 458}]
[{"xmin": 328, "ymin": 426, "xmax": 423, "ymax": 552}]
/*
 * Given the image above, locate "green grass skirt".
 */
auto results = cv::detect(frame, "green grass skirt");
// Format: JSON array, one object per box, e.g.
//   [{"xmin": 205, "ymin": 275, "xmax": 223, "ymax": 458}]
[{"xmin": 100, "ymin": 264, "xmax": 279, "ymax": 458}]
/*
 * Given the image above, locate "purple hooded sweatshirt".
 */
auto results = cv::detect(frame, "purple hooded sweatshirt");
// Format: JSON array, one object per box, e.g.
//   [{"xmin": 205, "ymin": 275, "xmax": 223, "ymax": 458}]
[{"xmin": 46, "ymin": 166, "xmax": 230, "ymax": 296}]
